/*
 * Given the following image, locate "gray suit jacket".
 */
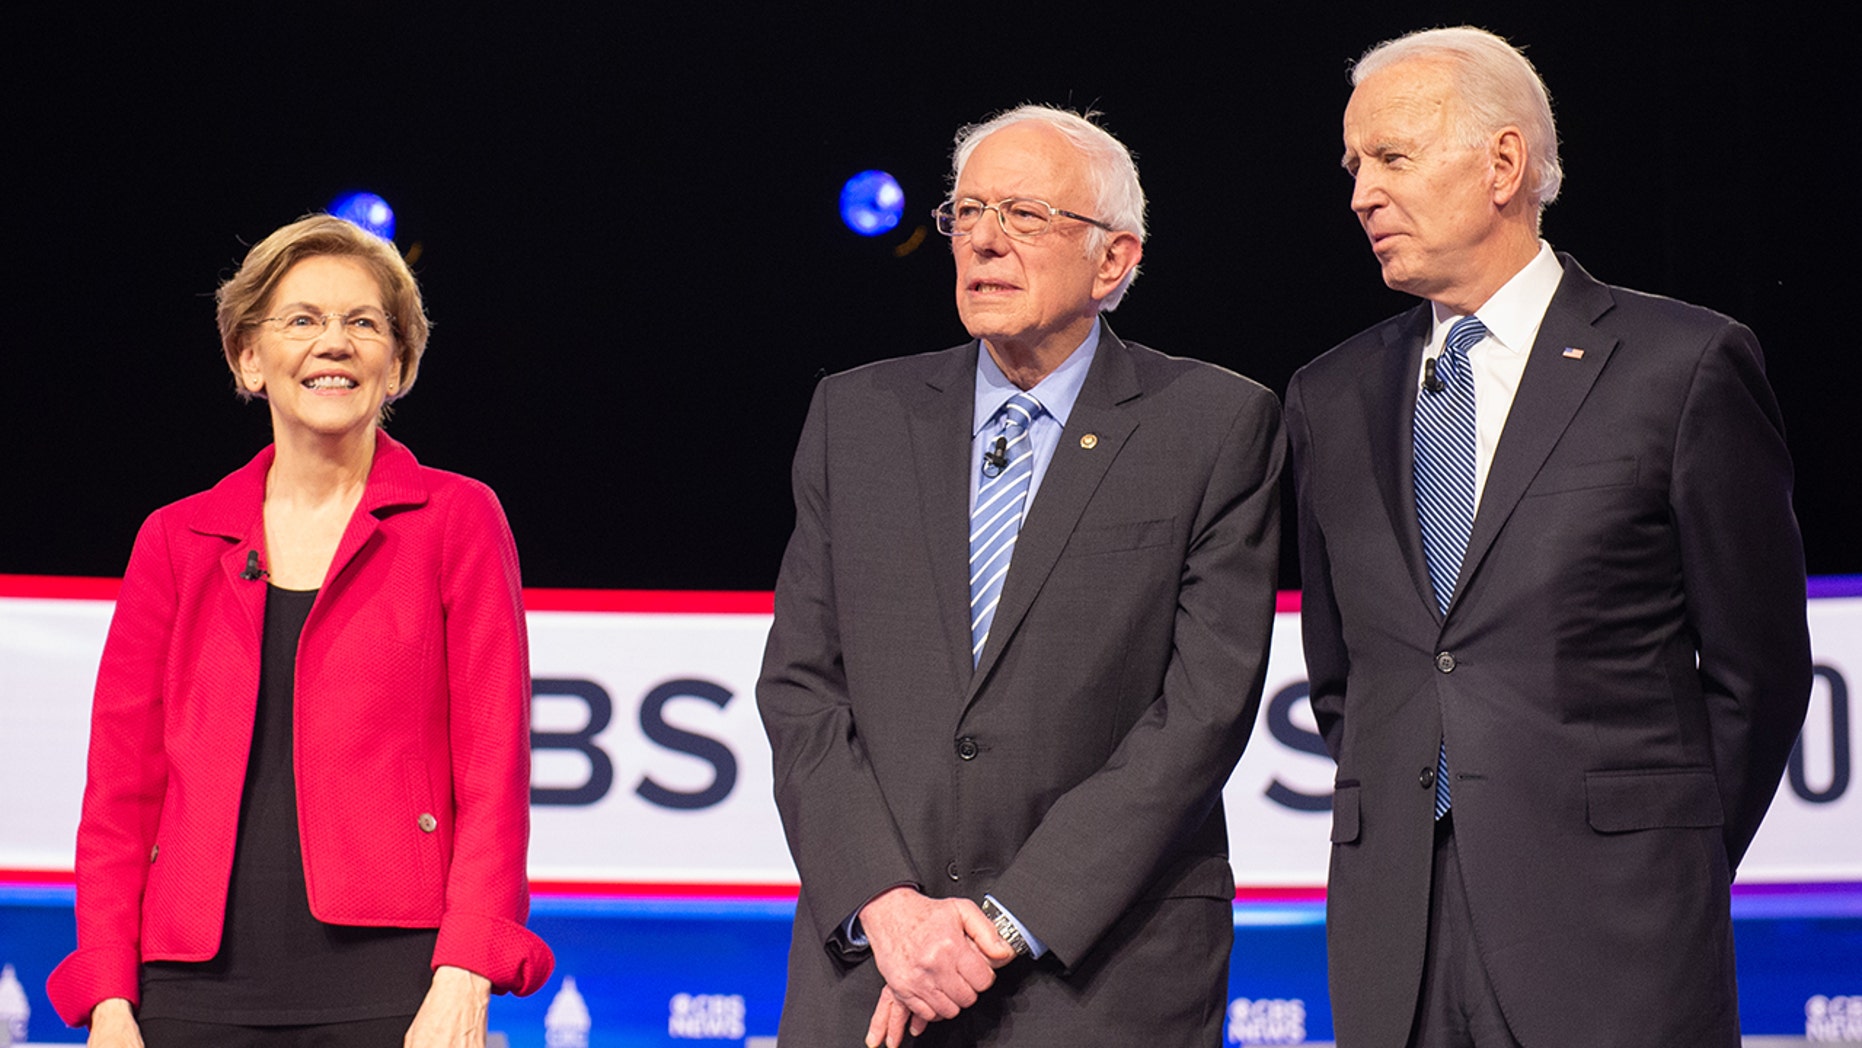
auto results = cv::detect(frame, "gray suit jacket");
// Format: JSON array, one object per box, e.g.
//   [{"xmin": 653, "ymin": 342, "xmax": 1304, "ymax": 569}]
[
  {"xmin": 1286, "ymin": 256, "xmax": 1811, "ymax": 1048},
  {"xmin": 758, "ymin": 324, "xmax": 1284, "ymax": 1046}
]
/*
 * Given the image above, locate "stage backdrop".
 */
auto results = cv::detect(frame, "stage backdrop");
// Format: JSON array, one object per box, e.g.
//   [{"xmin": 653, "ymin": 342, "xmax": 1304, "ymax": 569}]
[{"xmin": 1, "ymin": 575, "xmax": 1857, "ymax": 889}]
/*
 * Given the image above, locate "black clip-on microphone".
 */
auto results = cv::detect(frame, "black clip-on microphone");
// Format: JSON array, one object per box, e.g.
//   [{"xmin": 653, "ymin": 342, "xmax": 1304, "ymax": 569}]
[
  {"xmin": 240, "ymin": 550, "xmax": 268, "ymax": 581},
  {"xmin": 982, "ymin": 436, "xmax": 1009, "ymax": 477}
]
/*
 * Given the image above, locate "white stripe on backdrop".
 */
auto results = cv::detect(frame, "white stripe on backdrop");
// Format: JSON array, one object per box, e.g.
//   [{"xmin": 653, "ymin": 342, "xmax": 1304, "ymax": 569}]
[{"xmin": 2, "ymin": 587, "xmax": 1856, "ymax": 886}]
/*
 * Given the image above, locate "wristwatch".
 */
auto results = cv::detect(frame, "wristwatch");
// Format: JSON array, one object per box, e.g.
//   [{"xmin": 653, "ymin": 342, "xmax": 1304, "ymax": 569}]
[{"xmin": 981, "ymin": 897, "xmax": 1033, "ymax": 958}]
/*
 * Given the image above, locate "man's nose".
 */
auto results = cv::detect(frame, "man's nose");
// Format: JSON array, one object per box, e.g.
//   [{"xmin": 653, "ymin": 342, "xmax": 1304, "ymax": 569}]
[
  {"xmin": 1349, "ymin": 171, "xmax": 1382, "ymax": 216},
  {"xmin": 969, "ymin": 207, "xmax": 1009, "ymax": 252}
]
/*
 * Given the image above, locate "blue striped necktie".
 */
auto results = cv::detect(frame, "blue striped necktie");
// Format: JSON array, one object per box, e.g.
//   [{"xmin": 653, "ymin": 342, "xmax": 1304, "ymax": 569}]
[
  {"xmin": 969, "ymin": 391, "xmax": 1045, "ymax": 664},
  {"xmin": 1414, "ymin": 315, "xmax": 1484, "ymax": 818}
]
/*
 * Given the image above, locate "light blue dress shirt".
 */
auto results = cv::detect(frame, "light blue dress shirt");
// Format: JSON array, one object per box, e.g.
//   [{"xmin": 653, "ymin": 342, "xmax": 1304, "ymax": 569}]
[{"xmin": 969, "ymin": 318, "xmax": 1100, "ymax": 512}]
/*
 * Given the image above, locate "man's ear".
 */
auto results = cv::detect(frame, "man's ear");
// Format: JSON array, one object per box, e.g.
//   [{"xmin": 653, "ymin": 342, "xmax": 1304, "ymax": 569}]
[
  {"xmin": 1093, "ymin": 232, "xmax": 1144, "ymax": 302},
  {"xmin": 1489, "ymin": 125, "xmax": 1529, "ymax": 209}
]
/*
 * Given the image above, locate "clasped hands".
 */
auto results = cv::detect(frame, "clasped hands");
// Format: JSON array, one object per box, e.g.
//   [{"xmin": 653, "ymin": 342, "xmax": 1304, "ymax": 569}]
[{"xmin": 859, "ymin": 886, "xmax": 1018, "ymax": 1048}]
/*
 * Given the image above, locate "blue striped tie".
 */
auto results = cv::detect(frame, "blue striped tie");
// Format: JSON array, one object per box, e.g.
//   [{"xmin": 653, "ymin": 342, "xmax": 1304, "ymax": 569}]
[
  {"xmin": 969, "ymin": 391, "xmax": 1045, "ymax": 664},
  {"xmin": 1414, "ymin": 315, "xmax": 1484, "ymax": 818}
]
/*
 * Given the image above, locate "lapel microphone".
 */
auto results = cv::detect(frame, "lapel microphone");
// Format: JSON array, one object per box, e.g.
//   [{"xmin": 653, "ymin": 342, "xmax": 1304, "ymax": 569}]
[
  {"xmin": 1421, "ymin": 356, "xmax": 1445, "ymax": 393},
  {"xmin": 982, "ymin": 436, "xmax": 1009, "ymax": 477},
  {"xmin": 240, "ymin": 549, "xmax": 269, "ymax": 581}
]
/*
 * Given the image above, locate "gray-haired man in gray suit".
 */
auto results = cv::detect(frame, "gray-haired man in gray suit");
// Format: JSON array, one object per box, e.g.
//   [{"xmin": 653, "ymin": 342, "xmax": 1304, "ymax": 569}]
[{"xmin": 758, "ymin": 104, "xmax": 1284, "ymax": 1047}]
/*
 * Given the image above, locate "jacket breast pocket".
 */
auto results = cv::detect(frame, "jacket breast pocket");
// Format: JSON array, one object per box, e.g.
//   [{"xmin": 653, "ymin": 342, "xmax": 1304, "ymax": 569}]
[
  {"xmin": 1065, "ymin": 516, "xmax": 1176, "ymax": 557},
  {"xmin": 1584, "ymin": 767, "xmax": 1724, "ymax": 833},
  {"xmin": 1526, "ymin": 456, "xmax": 1637, "ymax": 497},
  {"xmin": 1330, "ymin": 781, "xmax": 1361, "ymax": 844}
]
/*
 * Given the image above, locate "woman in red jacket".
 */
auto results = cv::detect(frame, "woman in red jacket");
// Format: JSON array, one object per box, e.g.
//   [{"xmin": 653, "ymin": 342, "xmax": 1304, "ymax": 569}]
[{"xmin": 48, "ymin": 214, "xmax": 553, "ymax": 1046}]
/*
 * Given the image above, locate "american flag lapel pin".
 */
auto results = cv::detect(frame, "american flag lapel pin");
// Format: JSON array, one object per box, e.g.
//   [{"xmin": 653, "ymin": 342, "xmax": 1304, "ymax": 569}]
[{"xmin": 1562, "ymin": 347, "xmax": 1586, "ymax": 360}]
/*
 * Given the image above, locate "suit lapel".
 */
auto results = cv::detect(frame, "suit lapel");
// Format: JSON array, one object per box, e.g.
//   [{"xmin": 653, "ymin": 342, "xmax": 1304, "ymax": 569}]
[
  {"xmin": 965, "ymin": 326, "xmax": 1141, "ymax": 705},
  {"xmin": 217, "ymin": 538, "xmax": 270, "ymax": 643},
  {"xmin": 310, "ymin": 432, "xmax": 430, "ymax": 610},
  {"xmin": 190, "ymin": 445, "xmax": 274, "ymax": 642},
  {"xmin": 1368, "ymin": 308, "xmax": 1442, "ymax": 621},
  {"xmin": 908, "ymin": 344, "xmax": 985, "ymax": 694},
  {"xmin": 1453, "ymin": 258, "xmax": 1618, "ymax": 609}
]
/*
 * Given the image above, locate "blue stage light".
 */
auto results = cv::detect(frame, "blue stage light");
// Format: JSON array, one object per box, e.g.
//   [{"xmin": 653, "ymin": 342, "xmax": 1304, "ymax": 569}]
[
  {"xmin": 839, "ymin": 171, "xmax": 904, "ymax": 237},
  {"xmin": 329, "ymin": 191, "xmax": 396, "ymax": 241}
]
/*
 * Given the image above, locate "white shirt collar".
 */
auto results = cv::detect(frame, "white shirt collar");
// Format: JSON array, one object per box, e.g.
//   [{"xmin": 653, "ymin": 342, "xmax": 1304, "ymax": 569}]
[{"xmin": 1429, "ymin": 241, "xmax": 1564, "ymax": 355}]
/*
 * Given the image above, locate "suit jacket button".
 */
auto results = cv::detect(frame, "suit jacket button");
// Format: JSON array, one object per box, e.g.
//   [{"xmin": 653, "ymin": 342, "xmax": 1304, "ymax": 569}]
[
  {"xmin": 955, "ymin": 736, "xmax": 979, "ymax": 760},
  {"xmin": 1435, "ymin": 652, "xmax": 1456, "ymax": 673},
  {"xmin": 946, "ymin": 861, "xmax": 961, "ymax": 882},
  {"xmin": 149, "ymin": 844, "xmax": 159, "ymax": 863},
  {"xmin": 417, "ymin": 813, "xmax": 438, "ymax": 833},
  {"xmin": 1419, "ymin": 767, "xmax": 1436, "ymax": 789}
]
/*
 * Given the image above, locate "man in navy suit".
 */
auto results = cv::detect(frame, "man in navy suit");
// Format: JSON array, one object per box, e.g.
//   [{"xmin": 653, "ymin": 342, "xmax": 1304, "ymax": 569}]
[{"xmin": 1287, "ymin": 26, "xmax": 1812, "ymax": 1048}]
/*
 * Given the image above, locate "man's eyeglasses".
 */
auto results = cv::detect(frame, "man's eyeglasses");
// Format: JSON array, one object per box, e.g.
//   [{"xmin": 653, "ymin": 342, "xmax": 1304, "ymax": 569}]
[{"xmin": 933, "ymin": 197, "xmax": 1114, "ymax": 240}]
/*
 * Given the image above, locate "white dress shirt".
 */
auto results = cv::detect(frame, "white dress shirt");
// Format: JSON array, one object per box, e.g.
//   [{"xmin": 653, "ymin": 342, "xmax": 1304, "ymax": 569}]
[{"xmin": 1419, "ymin": 242, "xmax": 1566, "ymax": 509}]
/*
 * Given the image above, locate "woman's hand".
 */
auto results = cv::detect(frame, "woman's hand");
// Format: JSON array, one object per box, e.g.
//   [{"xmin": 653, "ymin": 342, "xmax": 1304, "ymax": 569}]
[
  {"xmin": 87, "ymin": 998, "xmax": 143, "ymax": 1048},
  {"xmin": 405, "ymin": 965, "xmax": 492, "ymax": 1047}
]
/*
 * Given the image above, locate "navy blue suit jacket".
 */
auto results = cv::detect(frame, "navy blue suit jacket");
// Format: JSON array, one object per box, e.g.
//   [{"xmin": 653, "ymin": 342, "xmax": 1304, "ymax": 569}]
[{"xmin": 1287, "ymin": 256, "xmax": 1811, "ymax": 1047}]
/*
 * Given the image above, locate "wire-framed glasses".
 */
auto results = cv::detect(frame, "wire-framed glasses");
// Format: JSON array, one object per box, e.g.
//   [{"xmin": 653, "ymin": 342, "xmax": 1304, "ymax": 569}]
[
  {"xmin": 932, "ymin": 197, "xmax": 1113, "ymax": 239},
  {"xmin": 246, "ymin": 307, "xmax": 396, "ymax": 343}
]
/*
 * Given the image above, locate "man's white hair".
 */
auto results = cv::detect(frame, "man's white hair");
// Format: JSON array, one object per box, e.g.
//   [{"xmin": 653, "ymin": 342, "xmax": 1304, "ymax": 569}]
[{"xmin": 1353, "ymin": 26, "xmax": 1564, "ymax": 209}]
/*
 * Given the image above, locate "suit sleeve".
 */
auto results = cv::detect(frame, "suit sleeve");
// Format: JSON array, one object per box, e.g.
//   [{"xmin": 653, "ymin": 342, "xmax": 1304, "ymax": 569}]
[
  {"xmin": 1670, "ymin": 322, "xmax": 1812, "ymax": 871},
  {"xmin": 432, "ymin": 482, "xmax": 554, "ymax": 994},
  {"xmin": 1285, "ymin": 370, "xmax": 1349, "ymax": 759},
  {"xmin": 45, "ymin": 511, "xmax": 177, "ymax": 1026},
  {"xmin": 988, "ymin": 386, "xmax": 1286, "ymax": 968},
  {"xmin": 757, "ymin": 381, "xmax": 923, "ymax": 960}
]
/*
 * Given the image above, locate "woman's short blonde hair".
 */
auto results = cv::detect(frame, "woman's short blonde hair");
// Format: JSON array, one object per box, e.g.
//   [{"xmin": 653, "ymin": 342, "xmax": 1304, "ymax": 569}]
[{"xmin": 215, "ymin": 214, "xmax": 430, "ymax": 401}]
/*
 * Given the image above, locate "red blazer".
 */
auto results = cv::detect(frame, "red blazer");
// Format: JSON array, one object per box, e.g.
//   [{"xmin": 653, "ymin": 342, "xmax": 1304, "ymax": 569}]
[{"xmin": 47, "ymin": 432, "xmax": 553, "ymax": 1027}]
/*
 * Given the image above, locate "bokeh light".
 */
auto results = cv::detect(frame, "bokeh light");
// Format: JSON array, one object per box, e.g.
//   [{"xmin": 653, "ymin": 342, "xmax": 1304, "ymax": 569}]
[
  {"xmin": 329, "ymin": 191, "xmax": 396, "ymax": 241},
  {"xmin": 838, "ymin": 170, "xmax": 904, "ymax": 237}
]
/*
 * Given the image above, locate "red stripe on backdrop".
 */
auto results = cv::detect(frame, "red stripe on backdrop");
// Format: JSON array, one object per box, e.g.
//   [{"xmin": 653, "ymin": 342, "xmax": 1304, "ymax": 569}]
[
  {"xmin": 0, "ymin": 574, "xmax": 123, "ymax": 600},
  {"xmin": 11, "ymin": 573, "xmax": 1861, "ymax": 611},
  {"xmin": 530, "ymin": 880, "xmax": 800, "ymax": 899},
  {"xmin": 2, "ymin": 871, "xmax": 1850, "ymax": 904},
  {"xmin": 0, "ymin": 868, "xmax": 1326, "ymax": 902},
  {"xmin": 0, "ymin": 869, "xmax": 76, "ymax": 885},
  {"xmin": 0, "ymin": 575, "xmax": 780, "ymax": 612},
  {"xmin": 1233, "ymin": 885, "xmax": 1328, "ymax": 903},
  {"xmin": 0, "ymin": 575, "xmax": 1307, "ymax": 613},
  {"xmin": 522, "ymin": 588, "xmax": 776, "ymax": 614},
  {"xmin": 528, "ymin": 882, "xmax": 1331, "ymax": 902}
]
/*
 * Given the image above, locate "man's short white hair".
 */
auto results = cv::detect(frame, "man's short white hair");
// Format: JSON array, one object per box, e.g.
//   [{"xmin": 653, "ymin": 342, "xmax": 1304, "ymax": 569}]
[
  {"xmin": 950, "ymin": 104, "xmax": 1147, "ymax": 310},
  {"xmin": 1353, "ymin": 26, "xmax": 1564, "ymax": 210}
]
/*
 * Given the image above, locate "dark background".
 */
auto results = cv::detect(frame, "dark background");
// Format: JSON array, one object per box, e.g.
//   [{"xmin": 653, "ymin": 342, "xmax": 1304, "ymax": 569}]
[{"xmin": 7, "ymin": 4, "xmax": 1855, "ymax": 590}]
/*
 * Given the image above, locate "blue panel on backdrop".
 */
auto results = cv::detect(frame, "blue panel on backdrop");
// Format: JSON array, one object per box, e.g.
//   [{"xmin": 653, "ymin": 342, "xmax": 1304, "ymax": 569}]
[
  {"xmin": 1225, "ymin": 908, "xmax": 1330, "ymax": 1044},
  {"xmin": 495, "ymin": 900, "xmax": 795, "ymax": 1045},
  {"xmin": 4, "ymin": 886, "xmax": 1860, "ymax": 1044}
]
